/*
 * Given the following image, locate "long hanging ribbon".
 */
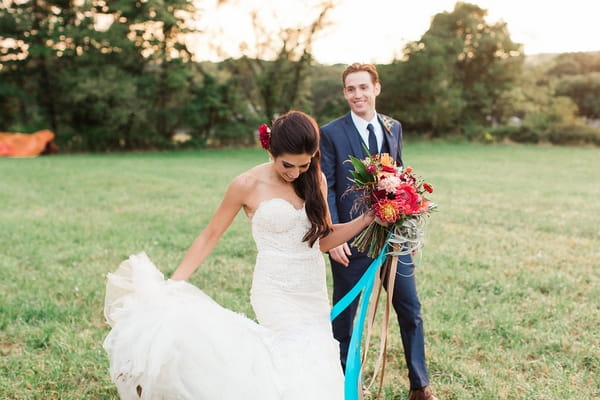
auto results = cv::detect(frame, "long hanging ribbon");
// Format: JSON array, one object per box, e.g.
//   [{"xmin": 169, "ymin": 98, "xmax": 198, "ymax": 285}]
[
  {"xmin": 362, "ymin": 254, "xmax": 398, "ymax": 398},
  {"xmin": 330, "ymin": 242, "xmax": 389, "ymax": 400}
]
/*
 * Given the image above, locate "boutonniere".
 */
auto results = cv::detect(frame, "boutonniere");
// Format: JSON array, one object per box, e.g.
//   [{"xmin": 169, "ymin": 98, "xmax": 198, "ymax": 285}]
[{"xmin": 380, "ymin": 115, "xmax": 394, "ymax": 135}]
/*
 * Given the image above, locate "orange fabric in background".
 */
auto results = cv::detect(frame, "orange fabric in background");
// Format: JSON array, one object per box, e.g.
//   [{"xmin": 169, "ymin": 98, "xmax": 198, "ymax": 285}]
[{"xmin": 0, "ymin": 130, "xmax": 56, "ymax": 157}]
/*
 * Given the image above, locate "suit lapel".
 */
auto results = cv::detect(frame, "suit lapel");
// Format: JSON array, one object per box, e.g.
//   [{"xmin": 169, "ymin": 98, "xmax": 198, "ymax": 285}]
[
  {"xmin": 343, "ymin": 113, "xmax": 369, "ymax": 158},
  {"xmin": 378, "ymin": 113, "xmax": 398, "ymax": 158}
]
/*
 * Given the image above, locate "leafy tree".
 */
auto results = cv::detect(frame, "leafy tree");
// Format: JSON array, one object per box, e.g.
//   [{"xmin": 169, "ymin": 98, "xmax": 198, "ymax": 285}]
[
  {"xmin": 0, "ymin": 0, "xmax": 76, "ymax": 132},
  {"xmin": 379, "ymin": 39, "xmax": 465, "ymax": 136},
  {"xmin": 56, "ymin": 63, "xmax": 161, "ymax": 151},
  {"xmin": 380, "ymin": 2, "xmax": 523, "ymax": 136},
  {"xmin": 443, "ymin": 2, "xmax": 523, "ymax": 123},
  {"xmin": 221, "ymin": 1, "xmax": 337, "ymax": 122},
  {"xmin": 555, "ymin": 73, "xmax": 600, "ymax": 119},
  {"xmin": 0, "ymin": 0, "xmax": 229, "ymax": 150},
  {"xmin": 545, "ymin": 52, "xmax": 600, "ymax": 119},
  {"xmin": 103, "ymin": 0, "xmax": 200, "ymax": 139},
  {"xmin": 490, "ymin": 63, "xmax": 581, "ymax": 143},
  {"xmin": 180, "ymin": 65, "xmax": 257, "ymax": 146},
  {"xmin": 309, "ymin": 63, "xmax": 346, "ymax": 124},
  {"xmin": 547, "ymin": 51, "xmax": 600, "ymax": 77},
  {"xmin": 496, "ymin": 65, "xmax": 577, "ymax": 122}
]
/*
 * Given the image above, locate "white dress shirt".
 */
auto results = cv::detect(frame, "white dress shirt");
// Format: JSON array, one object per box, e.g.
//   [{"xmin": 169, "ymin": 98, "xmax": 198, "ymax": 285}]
[{"xmin": 350, "ymin": 111, "xmax": 383, "ymax": 153}]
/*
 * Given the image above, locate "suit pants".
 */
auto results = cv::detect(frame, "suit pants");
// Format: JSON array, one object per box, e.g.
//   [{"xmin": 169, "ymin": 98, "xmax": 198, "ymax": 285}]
[{"xmin": 330, "ymin": 247, "xmax": 430, "ymax": 390}]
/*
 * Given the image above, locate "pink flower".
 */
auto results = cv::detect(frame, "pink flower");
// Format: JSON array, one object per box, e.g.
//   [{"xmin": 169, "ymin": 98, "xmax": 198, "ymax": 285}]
[
  {"xmin": 395, "ymin": 183, "xmax": 421, "ymax": 214},
  {"xmin": 377, "ymin": 175, "xmax": 401, "ymax": 194}
]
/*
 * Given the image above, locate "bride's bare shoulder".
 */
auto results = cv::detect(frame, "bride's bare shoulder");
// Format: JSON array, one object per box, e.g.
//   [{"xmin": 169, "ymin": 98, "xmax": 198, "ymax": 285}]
[
  {"xmin": 230, "ymin": 163, "xmax": 270, "ymax": 192},
  {"xmin": 228, "ymin": 164, "xmax": 271, "ymax": 215}
]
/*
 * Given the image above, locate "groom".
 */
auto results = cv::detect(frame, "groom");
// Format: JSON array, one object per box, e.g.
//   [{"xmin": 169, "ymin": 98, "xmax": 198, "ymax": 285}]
[{"xmin": 320, "ymin": 63, "xmax": 438, "ymax": 400}]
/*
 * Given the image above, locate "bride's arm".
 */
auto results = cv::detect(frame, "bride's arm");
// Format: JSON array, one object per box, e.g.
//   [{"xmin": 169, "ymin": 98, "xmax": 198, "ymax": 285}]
[
  {"xmin": 318, "ymin": 173, "xmax": 375, "ymax": 253},
  {"xmin": 319, "ymin": 214, "xmax": 374, "ymax": 253},
  {"xmin": 171, "ymin": 176, "xmax": 247, "ymax": 281}
]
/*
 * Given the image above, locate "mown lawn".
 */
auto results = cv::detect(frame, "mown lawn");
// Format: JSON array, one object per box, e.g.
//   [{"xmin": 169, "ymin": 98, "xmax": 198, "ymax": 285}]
[{"xmin": 1, "ymin": 143, "xmax": 598, "ymax": 399}]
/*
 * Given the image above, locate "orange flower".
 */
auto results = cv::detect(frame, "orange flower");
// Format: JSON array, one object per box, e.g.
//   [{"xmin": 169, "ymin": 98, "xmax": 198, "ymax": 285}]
[
  {"xmin": 379, "ymin": 153, "xmax": 395, "ymax": 168},
  {"xmin": 373, "ymin": 199, "xmax": 403, "ymax": 223},
  {"xmin": 418, "ymin": 199, "xmax": 431, "ymax": 212}
]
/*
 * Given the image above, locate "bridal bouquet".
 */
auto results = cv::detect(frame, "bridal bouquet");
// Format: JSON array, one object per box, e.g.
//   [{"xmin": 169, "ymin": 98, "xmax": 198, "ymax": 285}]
[{"xmin": 347, "ymin": 152, "xmax": 436, "ymax": 258}]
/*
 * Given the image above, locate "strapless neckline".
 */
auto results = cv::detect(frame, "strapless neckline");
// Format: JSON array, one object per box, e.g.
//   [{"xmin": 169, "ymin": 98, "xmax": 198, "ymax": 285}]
[{"xmin": 249, "ymin": 198, "xmax": 305, "ymax": 220}]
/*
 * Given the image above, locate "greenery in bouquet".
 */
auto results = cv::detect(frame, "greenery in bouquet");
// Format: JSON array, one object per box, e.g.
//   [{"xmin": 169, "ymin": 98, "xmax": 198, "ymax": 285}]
[{"xmin": 347, "ymin": 151, "xmax": 436, "ymax": 259}]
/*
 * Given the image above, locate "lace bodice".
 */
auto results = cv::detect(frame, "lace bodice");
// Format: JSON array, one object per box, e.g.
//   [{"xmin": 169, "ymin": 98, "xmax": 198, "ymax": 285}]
[
  {"xmin": 251, "ymin": 198, "xmax": 318, "ymax": 256},
  {"xmin": 249, "ymin": 198, "xmax": 329, "ymax": 330}
]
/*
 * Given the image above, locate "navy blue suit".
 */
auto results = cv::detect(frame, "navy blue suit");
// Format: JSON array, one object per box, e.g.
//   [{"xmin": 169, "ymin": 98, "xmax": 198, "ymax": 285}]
[{"xmin": 320, "ymin": 112, "xmax": 430, "ymax": 390}]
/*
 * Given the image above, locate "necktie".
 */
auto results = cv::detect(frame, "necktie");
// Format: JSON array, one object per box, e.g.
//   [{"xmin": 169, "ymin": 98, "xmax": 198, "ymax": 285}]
[{"xmin": 367, "ymin": 123, "xmax": 378, "ymax": 154}]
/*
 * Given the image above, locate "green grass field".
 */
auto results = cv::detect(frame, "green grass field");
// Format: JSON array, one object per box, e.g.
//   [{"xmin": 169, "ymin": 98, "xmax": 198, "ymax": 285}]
[{"xmin": 1, "ymin": 143, "xmax": 598, "ymax": 399}]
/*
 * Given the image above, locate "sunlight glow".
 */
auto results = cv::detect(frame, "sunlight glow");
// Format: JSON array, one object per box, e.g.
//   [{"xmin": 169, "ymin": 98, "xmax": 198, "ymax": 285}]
[{"xmin": 188, "ymin": 0, "xmax": 600, "ymax": 65}]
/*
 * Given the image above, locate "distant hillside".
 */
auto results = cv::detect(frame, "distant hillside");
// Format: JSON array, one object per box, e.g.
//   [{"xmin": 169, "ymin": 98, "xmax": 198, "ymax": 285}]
[
  {"xmin": 525, "ymin": 50, "xmax": 600, "ymax": 67},
  {"xmin": 524, "ymin": 53, "xmax": 560, "ymax": 66}
]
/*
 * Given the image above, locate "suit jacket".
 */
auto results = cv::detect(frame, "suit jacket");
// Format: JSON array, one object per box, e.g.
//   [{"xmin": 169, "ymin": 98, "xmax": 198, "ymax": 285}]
[{"xmin": 320, "ymin": 112, "xmax": 404, "ymax": 224}]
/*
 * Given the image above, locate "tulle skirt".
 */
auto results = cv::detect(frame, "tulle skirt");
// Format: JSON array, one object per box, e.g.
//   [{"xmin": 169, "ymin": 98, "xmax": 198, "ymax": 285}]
[{"xmin": 103, "ymin": 253, "xmax": 344, "ymax": 400}]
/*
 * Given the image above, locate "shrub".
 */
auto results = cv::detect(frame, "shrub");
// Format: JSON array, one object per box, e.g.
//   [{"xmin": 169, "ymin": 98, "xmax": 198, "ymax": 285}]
[
  {"xmin": 544, "ymin": 122, "xmax": 600, "ymax": 146},
  {"xmin": 489, "ymin": 125, "xmax": 521, "ymax": 141},
  {"xmin": 205, "ymin": 120, "xmax": 261, "ymax": 148},
  {"xmin": 508, "ymin": 126, "xmax": 541, "ymax": 143}
]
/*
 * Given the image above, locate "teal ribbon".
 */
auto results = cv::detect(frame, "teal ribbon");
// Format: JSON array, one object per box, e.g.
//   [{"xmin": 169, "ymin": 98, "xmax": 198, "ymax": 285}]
[{"xmin": 330, "ymin": 243, "xmax": 389, "ymax": 400}]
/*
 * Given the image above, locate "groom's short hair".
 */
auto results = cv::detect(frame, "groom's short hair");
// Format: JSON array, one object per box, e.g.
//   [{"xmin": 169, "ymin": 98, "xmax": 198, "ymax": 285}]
[{"xmin": 342, "ymin": 63, "xmax": 380, "ymax": 87}]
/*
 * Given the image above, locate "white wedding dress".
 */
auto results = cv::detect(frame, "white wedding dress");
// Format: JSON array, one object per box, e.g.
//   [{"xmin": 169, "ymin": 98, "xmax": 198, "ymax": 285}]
[{"xmin": 103, "ymin": 198, "xmax": 344, "ymax": 399}]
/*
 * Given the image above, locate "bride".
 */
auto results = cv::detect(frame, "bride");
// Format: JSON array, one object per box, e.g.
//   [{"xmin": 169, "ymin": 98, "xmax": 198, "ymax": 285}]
[{"xmin": 103, "ymin": 110, "xmax": 374, "ymax": 399}]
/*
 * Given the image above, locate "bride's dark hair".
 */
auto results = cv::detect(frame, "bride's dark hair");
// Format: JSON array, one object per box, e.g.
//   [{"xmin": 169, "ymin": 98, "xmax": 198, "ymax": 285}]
[{"xmin": 269, "ymin": 111, "xmax": 332, "ymax": 246}]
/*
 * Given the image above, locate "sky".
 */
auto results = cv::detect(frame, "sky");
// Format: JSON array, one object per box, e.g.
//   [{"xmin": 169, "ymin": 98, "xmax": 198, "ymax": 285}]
[{"xmin": 190, "ymin": 0, "xmax": 600, "ymax": 65}]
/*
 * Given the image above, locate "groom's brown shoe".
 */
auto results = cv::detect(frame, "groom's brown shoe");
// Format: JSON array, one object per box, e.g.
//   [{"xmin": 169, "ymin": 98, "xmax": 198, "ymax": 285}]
[{"xmin": 408, "ymin": 386, "xmax": 439, "ymax": 400}]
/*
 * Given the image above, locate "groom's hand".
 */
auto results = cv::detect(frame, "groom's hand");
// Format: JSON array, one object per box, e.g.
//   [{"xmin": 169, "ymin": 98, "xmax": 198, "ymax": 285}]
[{"xmin": 329, "ymin": 243, "xmax": 352, "ymax": 267}]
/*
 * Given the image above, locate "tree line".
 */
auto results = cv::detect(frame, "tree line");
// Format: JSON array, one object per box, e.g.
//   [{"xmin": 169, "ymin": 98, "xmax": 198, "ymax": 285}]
[{"xmin": 1, "ymin": 1, "xmax": 599, "ymax": 152}]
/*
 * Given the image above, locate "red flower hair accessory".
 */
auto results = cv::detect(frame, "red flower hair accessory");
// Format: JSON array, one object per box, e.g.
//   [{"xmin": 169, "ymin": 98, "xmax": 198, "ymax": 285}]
[{"xmin": 258, "ymin": 124, "xmax": 271, "ymax": 149}]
